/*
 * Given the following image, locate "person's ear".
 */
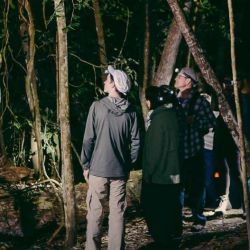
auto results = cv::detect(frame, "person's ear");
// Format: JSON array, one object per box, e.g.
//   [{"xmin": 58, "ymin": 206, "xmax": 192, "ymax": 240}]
[
  {"xmin": 185, "ymin": 78, "xmax": 192, "ymax": 88},
  {"xmin": 110, "ymin": 81, "xmax": 115, "ymax": 88},
  {"xmin": 146, "ymin": 100, "xmax": 151, "ymax": 110}
]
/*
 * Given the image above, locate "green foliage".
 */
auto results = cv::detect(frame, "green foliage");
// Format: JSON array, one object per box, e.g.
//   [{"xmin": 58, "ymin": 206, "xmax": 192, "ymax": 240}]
[
  {"xmin": 67, "ymin": 13, "xmax": 81, "ymax": 31},
  {"xmin": 102, "ymin": 0, "xmax": 132, "ymax": 21},
  {"xmin": 75, "ymin": 0, "xmax": 92, "ymax": 10},
  {"xmin": 196, "ymin": 0, "xmax": 216, "ymax": 12},
  {"xmin": 8, "ymin": 0, "xmax": 15, "ymax": 9},
  {"xmin": 0, "ymin": 0, "xmax": 249, "ymax": 175},
  {"xmin": 41, "ymin": 108, "xmax": 60, "ymax": 177},
  {"xmin": 7, "ymin": 117, "xmax": 32, "ymax": 166}
]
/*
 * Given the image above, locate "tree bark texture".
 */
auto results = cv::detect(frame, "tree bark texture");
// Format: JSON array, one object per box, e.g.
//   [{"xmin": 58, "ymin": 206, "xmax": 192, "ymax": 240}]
[
  {"xmin": 18, "ymin": 0, "xmax": 43, "ymax": 178},
  {"xmin": 0, "ymin": 1, "xmax": 9, "ymax": 156},
  {"xmin": 153, "ymin": 0, "xmax": 192, "ymax": 86},
  {"xmin": 186, "ymin": 3, "xmax": 198, "ymax": 67},
  {"xmin": 54, "ymin": 0, "xmax": 76, "ymax": 247},
  {"xmin": 227, "ymin": 0, "xmax": 250, "ymax": 246},
  {"xmin": 140, "ymin": 0, "xmax": 150, "ymax": 123},
  {"xmin": 92, "ymin": 0, "xmax": 107, "ymax": 79},
  {"xmin": 56, "ymin": 32, "xmax": 60, "ymax": 124},
  {"xmin": 54, "ymin": 32, "xmax": 61, "ymax": 179},
  {"xmin": 166, "ymin": 0, "xmax": 239, "ymax": 147}
]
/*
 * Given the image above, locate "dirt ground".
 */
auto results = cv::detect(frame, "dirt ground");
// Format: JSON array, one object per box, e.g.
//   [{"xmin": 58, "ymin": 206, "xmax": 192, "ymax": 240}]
[
  {"xmin": 104, "ymin": 208, "xmax": 247, "ymax": 250},
  {"xmin": 0, "ymin": 207, "xmax": 247, "ymax": 250}
]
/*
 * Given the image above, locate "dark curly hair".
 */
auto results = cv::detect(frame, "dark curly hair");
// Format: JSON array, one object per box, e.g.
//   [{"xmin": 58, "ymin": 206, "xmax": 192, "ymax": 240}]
[{"xmin": 145, "ymin": 85, "xmax": 177, "ymax": 110}]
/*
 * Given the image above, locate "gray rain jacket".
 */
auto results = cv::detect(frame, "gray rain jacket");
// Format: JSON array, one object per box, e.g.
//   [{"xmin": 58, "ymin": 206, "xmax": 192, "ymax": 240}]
[{"xmin": 81, "ymin": 96, "xmax": 140, "ymax": 178}]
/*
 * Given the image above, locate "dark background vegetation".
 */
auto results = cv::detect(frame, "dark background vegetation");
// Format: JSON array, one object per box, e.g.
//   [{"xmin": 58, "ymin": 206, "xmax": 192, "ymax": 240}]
[{"xmin": 0, "ymin": 0, "xmax": 249, "ymax": 181}]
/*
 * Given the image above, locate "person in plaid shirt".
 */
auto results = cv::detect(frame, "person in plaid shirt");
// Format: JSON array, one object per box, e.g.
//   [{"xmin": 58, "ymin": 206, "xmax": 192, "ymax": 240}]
[{"xmin": 175, "ymin": 67, "xmax": 216, "ymax": 232}]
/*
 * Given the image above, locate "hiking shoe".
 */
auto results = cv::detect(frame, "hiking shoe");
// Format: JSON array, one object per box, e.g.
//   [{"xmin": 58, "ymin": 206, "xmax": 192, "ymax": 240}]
[
  {"xmin": 214, "ymin": 195, "xmax": 231, "ymax": 215},
  {"xmin": 242, "ymin": 212, "xmax": 247, "ymax": 220}
]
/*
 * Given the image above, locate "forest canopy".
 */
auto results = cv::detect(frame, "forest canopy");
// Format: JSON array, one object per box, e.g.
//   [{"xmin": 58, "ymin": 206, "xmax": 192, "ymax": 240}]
[{"xmin": 0, "ymin": 0, "xmax": 249, "ymax": 180}]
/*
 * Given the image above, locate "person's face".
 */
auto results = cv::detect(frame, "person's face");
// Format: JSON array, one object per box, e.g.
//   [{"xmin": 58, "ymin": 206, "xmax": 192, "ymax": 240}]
[
  {"xmin": 104, "ymin": 74, "xmax": 115, "ymax": 93},
  {"xmin": 174, "ymin": 73, "xmax": 192, "ymax": 91},
  {"xmin": 146, "ymin": 100, "xmax": 151, "ymax": 110}
]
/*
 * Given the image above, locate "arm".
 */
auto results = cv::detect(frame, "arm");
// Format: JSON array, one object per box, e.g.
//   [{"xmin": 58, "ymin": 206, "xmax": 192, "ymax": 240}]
[
  {"xmin": 130, "ymin": 112, "xmax": 140, "ymax": 164},
  {"xmin": 196, "ymin": 97, "xmax": 216, "ymax": 134},
  {"xmin": 81, "ymin": 103, "xmax": 96, "ymax": 172},
  {"xmin": 201, "ymin": 98, "xmax": 217, "ymax": 131}
]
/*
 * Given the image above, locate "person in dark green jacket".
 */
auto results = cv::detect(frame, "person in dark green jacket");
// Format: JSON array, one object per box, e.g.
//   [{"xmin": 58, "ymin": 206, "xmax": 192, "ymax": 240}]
[{"xmin": 141, "ymin": 85, "xmax": 182, "ymax": 250}]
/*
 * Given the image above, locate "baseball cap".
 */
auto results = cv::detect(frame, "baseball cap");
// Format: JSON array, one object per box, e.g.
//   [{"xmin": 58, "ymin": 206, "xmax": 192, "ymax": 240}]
[
  {"xmin": 105, "ymin": 65, "xmax": 131, "ymax": 95},
  {"xmin": 178, "ymin": 67, "xmax": 198, "ymax": 84}
]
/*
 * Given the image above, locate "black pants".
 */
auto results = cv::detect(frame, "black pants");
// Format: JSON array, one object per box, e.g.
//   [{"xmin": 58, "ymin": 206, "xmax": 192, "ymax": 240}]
[
  {"xmin": 217, "ymin": 149, "xmax": 243, "ymax": 208},
  {"xmin": 141, "ymin": 182, "xmax": 182, "ymax": 249},
  {"xmin": 182, "ymin": 153, "xmax": 206, "ymax": 222}
]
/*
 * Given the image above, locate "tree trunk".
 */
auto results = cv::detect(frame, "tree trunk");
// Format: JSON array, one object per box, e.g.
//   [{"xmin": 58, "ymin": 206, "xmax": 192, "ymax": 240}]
[
  {"xmin": 92, "ymin": 0, "xmax": 107, "ymax": 80},
  {"xmin": 153, "ymin": 0, "xmax": 192, "ymax": 86},
  {"xmin": 54, "ymin": 32, "xmax": 61, "ymax": 180},
  {"xmin": 0, "ymin": 0, "xmax": 10, "ymax": 157},
  {"xmin": 31, "ymin": 127, "xmax": 39, "ymax": 172},
  {"xmin": 166, "ymin": 0, "xmax": 239, "ymax": 147},
  {"xmin": 56, "ymin": 32, "xmax": 60, "ymax": 125},
  {"xmin": 18, "ymin": 0, "xmax": 44, "ymax": 178},
  {"xmin": 227, "ymin": 0, "xmax": 250, "ymax": 246},
  {"xmin": 54, "ymin": 0, "xmax": 76, "ymax": 247},
  {"xmin": 186, "ymin": 3, "xmax": 198, "ymax": 67},
  {"xmin": 140, "ymin": 0, "xmax": 150, "ymax": 123}
]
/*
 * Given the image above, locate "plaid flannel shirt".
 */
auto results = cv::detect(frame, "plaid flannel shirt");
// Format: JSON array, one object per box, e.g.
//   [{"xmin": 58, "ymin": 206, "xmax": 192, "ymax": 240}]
[{"xmin": 178, "ymin": 89, "xmax": 216, "ymax": 159}]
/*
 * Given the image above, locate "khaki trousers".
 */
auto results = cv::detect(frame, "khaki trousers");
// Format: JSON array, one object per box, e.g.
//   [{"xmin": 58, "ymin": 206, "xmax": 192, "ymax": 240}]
[{"xmin": 85, "ymin": 175, "xmax": 127, "ymax": 250}]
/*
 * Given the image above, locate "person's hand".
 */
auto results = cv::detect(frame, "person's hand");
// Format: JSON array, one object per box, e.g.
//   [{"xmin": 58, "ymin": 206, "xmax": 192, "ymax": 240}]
[{"xmin": 83, "ymin": 169, "xmax": 90, "ymax": 183}]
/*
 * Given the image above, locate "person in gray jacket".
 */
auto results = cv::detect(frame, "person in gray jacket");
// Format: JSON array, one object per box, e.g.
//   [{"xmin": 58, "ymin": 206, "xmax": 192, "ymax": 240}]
[{"xmin": 81, "ymin": 65, "xmax": 140, "ymax": 250}]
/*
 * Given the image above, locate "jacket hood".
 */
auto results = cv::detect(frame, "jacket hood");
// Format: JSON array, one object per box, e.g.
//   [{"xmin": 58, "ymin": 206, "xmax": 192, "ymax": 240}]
[
  {"xmin": 150, "ymin": 104, "xmax": 174, "ymax": 119},
  {"xmin": 146, "ymin": 104, "xmax": 174, "ymax": 130},
  {"xmin": 100, "ymin": 96, "xmax": 130, "ymax": 116}
]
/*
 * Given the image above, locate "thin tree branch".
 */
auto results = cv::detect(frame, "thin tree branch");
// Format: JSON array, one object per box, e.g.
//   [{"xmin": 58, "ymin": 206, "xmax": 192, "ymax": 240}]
[
  {"xmin": 71, "ymin": 142, "xmax": 83, "ymax": 169},
  {"xmin": 117, "ymin": 8, "xmax": 130, "ymax": 59},
  {"xmin": 69, "ymin": 52, "xmax": 102, "ymax": 68}
]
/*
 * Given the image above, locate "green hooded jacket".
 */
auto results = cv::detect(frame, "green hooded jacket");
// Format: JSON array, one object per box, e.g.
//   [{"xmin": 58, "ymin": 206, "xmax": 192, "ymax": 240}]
[{"xmin": 142, "ymin": 105, "xmax": 181, "ymax": 184}]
